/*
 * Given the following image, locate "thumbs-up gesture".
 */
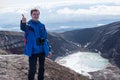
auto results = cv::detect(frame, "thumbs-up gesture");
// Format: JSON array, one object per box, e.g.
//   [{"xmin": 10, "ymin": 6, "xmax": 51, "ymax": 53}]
[{"xmin": 22, "ymin": 14, "xmax": 26, "ymax": 23}]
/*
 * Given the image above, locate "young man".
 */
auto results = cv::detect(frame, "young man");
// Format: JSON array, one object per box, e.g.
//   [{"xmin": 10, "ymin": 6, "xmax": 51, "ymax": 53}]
[{"xmin": 20, "ymin": 9, "xmax": 52, "ymax": 80}]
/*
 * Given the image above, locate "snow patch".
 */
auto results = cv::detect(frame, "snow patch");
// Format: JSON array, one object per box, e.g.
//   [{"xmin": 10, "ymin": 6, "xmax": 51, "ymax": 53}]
[{"xmin": 84, "ymin": 42, "xmax": 91, "ymax": 48}]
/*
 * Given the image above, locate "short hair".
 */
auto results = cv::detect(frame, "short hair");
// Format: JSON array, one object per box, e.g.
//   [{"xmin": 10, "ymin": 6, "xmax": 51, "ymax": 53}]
[{"xmin": 30, "ymin": 8, "xmax": 40, "ymax": 15}]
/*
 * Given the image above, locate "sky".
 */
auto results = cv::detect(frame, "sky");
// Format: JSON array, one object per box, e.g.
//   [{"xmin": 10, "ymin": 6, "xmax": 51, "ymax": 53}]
[{"xmin": 0, "ymin": 0, "xmax": 120, "ymax": 32}]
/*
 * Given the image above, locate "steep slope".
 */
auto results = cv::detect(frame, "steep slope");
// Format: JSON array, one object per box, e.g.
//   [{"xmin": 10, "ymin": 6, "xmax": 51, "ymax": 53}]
[
  {"xmin": 0, "ymin": 55, "xmax": 89, "ymax": 80},
  {"xmin": 61, "ymin": 28, "xmax": 98, "ymax": 46},
  {"xmin": 0, "ymin": 31, "xmax": 24, "ymax": 54},
  {"xmin": 61, "ymin": 21, "xmax": 120, "ymax": 68},
  {"xmin": 0, "ymin": 31, "xmax": 79, "ymax": 60},
  {"xmin": 47, "ymin": 32, "xmax": 79, "ymax": 59}
]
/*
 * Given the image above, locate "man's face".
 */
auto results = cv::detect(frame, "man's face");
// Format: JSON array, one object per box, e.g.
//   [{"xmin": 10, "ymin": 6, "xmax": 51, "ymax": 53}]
[{"xmin": 31, "ymin": 11, "xmax": 40, "ymax": 21}]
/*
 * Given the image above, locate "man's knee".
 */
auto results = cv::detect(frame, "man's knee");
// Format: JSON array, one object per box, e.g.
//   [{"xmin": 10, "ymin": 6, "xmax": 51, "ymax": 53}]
[{"xmin": 29, "ymin": 66, "xmax": 37, "ymax": 73}]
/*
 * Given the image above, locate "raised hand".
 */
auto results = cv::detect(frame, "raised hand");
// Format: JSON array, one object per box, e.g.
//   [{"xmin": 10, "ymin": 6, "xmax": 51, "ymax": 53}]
[{"xmin": 22, "ymin": 14, "xmax": 26, "ymax": 23}]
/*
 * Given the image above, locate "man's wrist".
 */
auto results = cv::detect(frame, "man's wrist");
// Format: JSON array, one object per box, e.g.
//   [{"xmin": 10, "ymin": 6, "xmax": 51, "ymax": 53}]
[{"xmin": 21, "ymin": 20, "xmax": 26, "ymax": 24}]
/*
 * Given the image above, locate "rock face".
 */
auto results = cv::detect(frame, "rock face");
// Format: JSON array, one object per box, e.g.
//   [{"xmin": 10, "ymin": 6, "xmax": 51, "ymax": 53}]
[
  {"xmin": 89, "ymin": 65, "xmax": 120, "ymax": 80},
  {"xmin": 0, "ymin": 31, "xmax": 24, "ymax": 54},
  {"xmin": 0, "ymin": 55, "xmax": 89, "ymax": 80},
  {"xmin": 61, "ymin": 21, "xmax": 120, "ymax": 68}
]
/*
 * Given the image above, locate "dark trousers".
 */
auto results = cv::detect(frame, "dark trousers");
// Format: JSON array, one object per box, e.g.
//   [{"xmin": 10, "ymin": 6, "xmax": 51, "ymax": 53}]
[{"xmin": 28, "ymin": 53, "xmax": 45, "ymax": 80}]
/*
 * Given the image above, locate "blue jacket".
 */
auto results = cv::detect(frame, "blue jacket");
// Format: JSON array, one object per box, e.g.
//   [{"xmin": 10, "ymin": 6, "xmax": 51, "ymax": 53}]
[{"xmin": 20, "ymin": 19, "xmax": 51, "ymax": 57}]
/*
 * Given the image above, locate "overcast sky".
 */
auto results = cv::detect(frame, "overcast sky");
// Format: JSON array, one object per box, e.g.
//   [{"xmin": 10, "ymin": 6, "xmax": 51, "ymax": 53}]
[{"xmin": 0, "ymin": 0, "xmax": 120, "ymax": 31}]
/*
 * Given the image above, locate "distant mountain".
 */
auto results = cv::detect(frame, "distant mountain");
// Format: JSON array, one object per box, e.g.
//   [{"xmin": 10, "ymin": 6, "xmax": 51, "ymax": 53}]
[
  {"xmin": 61, "ymin": 21, "xmax": 120, "ymax": 68},
  {"xmin": 0, "ymin": 55, "xmax": 89, "ymax": 80},
  {"xmin": 49, "ymin": 28, "xmax": 80, "ymax": 33}
]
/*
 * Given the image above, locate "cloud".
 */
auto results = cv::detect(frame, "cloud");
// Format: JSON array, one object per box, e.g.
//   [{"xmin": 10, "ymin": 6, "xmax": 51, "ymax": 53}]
[
  {"xmin": 0, "ymin": 0, "xmax": 120, "ymax": 16},
  {"xmin": 59, "ymin": 26, "xmax": 79, "ymax": 29},
  {"xmin": 1, "ymin": 0, "xmax": 120, "ymax": 14},
  {"xmin": 0, "ymin": 0, "xmax": 120, "ymax": 31},
  {"xmin": 46, "ymin": 25, "xmax": 80, "ymax": 32},
  {"xmin": 97, "ymin": 24, "xmax": 105, "ymax": 26},
  {"xmin": 0, "ymin": 26, "xmax": 20, "ymax": 31},
  {"xmin": 37, "ymin": 0, "xmax": 120, "ymax": 8},
  {"xmin": 57, "ymin": 5, "xmax": 120, "ymax": 15}
]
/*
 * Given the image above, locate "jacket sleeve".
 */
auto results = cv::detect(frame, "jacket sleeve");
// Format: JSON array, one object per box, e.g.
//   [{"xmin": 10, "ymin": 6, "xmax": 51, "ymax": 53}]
[
  {"xmin": 20, "ymin": 20, "xmax": 27, "ymax": 32},
  {"xmin": 44, "ymin": 26, "xmax": 51, "ymax": 52},
  {"xmin": 47, "ymin": 39, "xmax": 51, "ymax": 52}
]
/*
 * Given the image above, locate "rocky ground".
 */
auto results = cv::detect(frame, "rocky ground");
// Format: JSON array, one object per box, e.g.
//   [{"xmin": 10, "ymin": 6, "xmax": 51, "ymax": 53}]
[
  {"xmin": 89, "ymin": 64, "xmax": 120, "ymax": 80},
  {"xmin": 0, "ymin": 55, "xmax": 89, "ymax": 80}
]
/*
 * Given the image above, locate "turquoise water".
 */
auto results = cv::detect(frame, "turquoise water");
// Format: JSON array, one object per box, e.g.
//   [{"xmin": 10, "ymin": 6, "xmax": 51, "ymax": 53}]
[{"xmin": 56, "ymin": 52, "xmax": 110, "ymax": 77}]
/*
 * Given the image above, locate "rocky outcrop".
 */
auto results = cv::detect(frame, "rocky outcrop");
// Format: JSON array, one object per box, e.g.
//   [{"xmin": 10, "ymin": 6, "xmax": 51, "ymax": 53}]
[
  {"xmin": 0, "ymin": 31, "xmax": 24, "ymax": 54},
  {"xmin": 89, "ymin": 65, "xmax": 120, "ymax": 80},
  {"xmin": 0, "ymin": 49, "xmax": 8, "ymax": 55},
  {"xmin": 0, "ymin": 55, "xmax": 89, "ymax": 80}
]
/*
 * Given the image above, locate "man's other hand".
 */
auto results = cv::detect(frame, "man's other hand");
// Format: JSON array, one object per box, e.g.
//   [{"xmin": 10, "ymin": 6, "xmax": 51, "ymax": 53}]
[{"xmin": 48, "ymin": 52, "xmax": 52, "ymax": 59}]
